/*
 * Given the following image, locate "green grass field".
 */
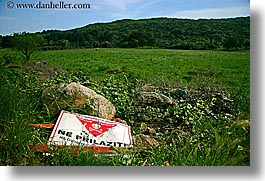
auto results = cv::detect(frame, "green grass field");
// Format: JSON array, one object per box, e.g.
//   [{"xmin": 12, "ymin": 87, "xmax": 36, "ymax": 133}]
[
  {"xmin": 0, "ymin": 48, "xmax": 250, "ymax": 166},
  {"xmin": 34, "ymin": 48, "xmax": 249, "ymax": 90}
]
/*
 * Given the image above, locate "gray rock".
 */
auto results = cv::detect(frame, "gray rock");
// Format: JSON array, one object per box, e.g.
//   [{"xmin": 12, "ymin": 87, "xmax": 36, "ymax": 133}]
[{"xmin": 139, "ymin": 91, "xmax": 174, "ymax": 107}]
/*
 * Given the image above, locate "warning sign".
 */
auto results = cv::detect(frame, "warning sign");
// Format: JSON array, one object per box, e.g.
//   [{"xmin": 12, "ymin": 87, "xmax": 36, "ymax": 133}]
[
  {"xmin": 76, "ymin": 115, "xmax": 117, "ymax": 137},
  {"xmin": 48, "ymin": 110, "xmax": 133, "ymax": 147}
]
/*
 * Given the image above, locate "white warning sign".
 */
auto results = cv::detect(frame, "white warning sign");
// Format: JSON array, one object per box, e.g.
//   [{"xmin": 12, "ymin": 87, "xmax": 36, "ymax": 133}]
[{"xmin": 48, "ymin": 110, "xmax": 133, "ymax": 147}]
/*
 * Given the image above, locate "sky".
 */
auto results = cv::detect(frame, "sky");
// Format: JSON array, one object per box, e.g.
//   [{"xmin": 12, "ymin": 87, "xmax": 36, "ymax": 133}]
[{"xmin": 0, "ymin": 0, "xmax": 250, "ymax": 35}]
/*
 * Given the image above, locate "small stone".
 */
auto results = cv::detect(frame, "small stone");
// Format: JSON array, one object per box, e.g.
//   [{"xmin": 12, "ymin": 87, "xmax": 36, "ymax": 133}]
[
  {"xmin": 133, "ymin": 134, "xmax": 160, "ymax": 147},
  {"xmin": 139, "ymin": 91, "xmax": 174, "ymax": 107}
]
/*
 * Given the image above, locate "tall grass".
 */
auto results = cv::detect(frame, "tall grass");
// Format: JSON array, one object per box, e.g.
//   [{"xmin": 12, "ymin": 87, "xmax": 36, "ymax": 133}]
[
  {"xmin": 0, "ymin": 69, "xmax": 38, "ymax": 165},
  {"xmin": 0, "ymin": 68, "xmax": 115, "ymax": 165},
  {"xmin": 112, "ymin": 122, "xmax": 250, "ymax": 166}
]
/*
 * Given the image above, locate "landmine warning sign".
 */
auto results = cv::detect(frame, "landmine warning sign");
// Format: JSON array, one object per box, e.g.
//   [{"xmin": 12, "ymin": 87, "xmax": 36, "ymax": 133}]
[{"xmin": 48, "ymin": 110, "xmax": 133, "ymax": 147}]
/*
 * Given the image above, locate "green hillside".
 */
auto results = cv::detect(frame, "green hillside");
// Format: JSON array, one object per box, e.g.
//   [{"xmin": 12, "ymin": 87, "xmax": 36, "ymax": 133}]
[{"xmin": 0, "ymin": 17, "xmax": 250, "ymax": 50}]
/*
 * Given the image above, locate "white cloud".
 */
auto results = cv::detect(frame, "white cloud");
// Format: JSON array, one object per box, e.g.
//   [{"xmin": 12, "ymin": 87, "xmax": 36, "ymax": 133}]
[
  {"xmin": 90, "ymin": 1, "xmax": 249, "ymax": 20},
  {"xmin": 91, "ymin": 0, "xmax": 141, "ymax": 11},
  {"xmin": 0, "ymin": 16, "xmax": 16, "ymax": 21},
  {"xmin": 91, "ymin": 0, "xmax": 161, "ymax": 19},
  {"xmin": 168, "ymin": 6, "xmax": 249, "ymax": 19}
]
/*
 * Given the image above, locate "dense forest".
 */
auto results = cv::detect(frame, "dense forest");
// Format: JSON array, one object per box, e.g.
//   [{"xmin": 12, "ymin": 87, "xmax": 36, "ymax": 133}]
[{"xmin": 0, "ymin": 16, "xmax": 250, "ymax": 50}]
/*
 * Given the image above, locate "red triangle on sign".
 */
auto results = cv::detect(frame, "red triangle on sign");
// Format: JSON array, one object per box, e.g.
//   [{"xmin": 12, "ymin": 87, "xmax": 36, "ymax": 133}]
[{"xmin": 76, "ymin": 116, "xmax": 117, "ymax": 137}]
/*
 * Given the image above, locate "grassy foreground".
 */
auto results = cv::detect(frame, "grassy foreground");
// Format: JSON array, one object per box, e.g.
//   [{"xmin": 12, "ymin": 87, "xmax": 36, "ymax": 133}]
[{"xmin": 0, "ymin": 48, "xmax": 250, "ymax": 166}]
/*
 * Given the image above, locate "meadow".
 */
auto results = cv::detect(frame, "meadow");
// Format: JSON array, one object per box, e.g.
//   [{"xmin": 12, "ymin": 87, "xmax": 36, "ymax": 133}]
[
  {"xmin": 0, "ymin": 48, "xmax": 250, "ymax": 166},
  {"xmin": 35, "ymin": 48, "xmax": 249, "ymax": 89}
]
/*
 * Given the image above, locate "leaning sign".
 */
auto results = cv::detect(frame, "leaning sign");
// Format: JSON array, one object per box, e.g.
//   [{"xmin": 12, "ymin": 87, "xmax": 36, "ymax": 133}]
[{"xmin": 48, "ymin": 110, "xmax": 133, "ymax": 148}]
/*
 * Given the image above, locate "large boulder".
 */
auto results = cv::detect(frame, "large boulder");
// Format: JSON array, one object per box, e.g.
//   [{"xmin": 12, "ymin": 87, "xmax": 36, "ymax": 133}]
[{"xmin": 43, "ymin": 82, "xmax": 116, "ymax": 119}]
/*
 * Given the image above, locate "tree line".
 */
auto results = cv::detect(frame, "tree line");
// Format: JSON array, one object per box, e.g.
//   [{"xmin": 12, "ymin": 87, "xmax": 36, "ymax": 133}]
[{"xmin": 0, "ymin": 16, "xmax": 250, "ymax": 51}]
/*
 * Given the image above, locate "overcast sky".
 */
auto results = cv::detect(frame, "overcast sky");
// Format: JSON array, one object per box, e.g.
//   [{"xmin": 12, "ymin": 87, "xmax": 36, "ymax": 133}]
[{"xmin": 0, "ymin": 0, "xmax": 250, "ymax": 35}]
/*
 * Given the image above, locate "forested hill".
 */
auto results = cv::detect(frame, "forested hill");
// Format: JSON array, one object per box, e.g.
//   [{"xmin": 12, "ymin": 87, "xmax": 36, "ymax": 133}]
[{"xmin": 1, "ymin": 16, "xmax": 250, "ymax": 50}]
